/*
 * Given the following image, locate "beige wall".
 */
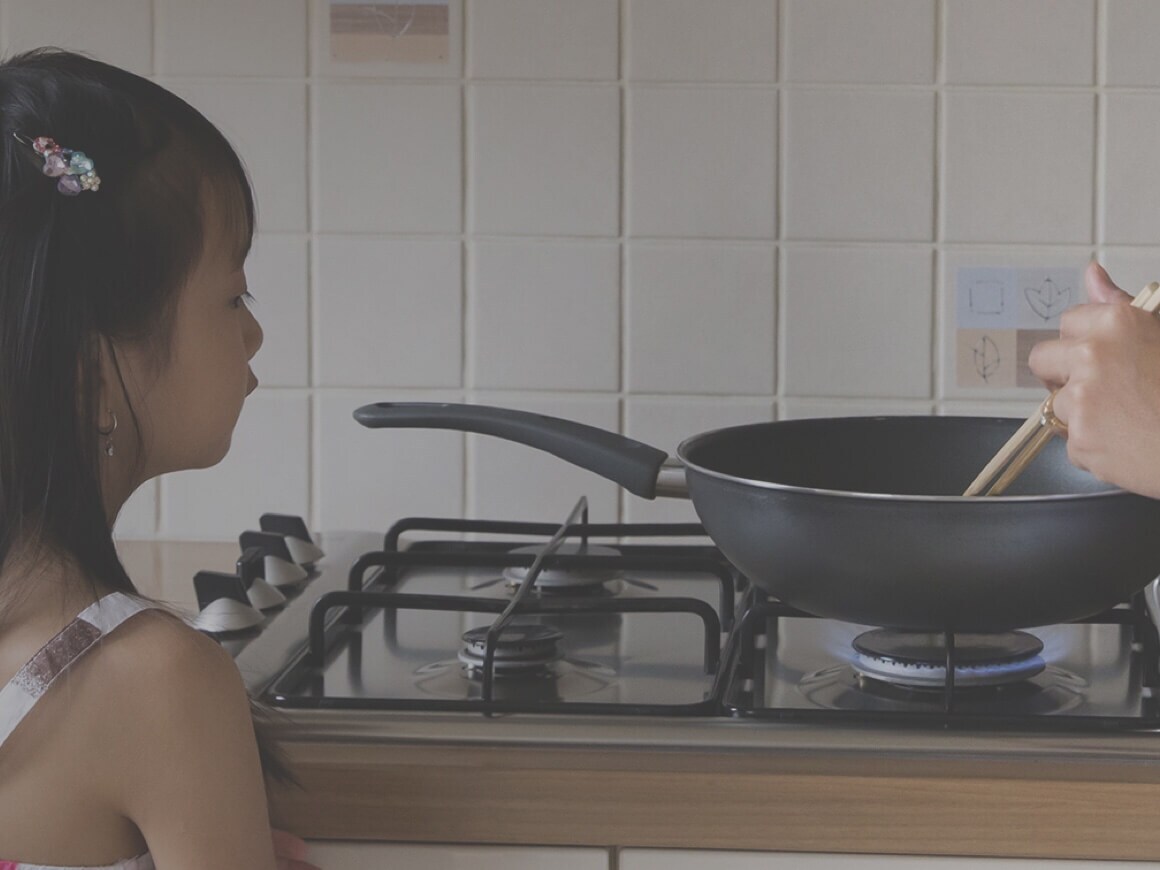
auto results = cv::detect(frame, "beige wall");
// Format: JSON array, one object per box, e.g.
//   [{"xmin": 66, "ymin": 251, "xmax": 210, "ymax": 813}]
[{"xmin": 5, "ymin": 0, "xmax": 1155, "ymax": 537}]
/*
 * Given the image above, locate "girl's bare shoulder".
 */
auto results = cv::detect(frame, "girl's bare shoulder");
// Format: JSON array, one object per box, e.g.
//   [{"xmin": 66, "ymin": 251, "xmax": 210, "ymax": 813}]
[{"xmin": 86, "ymin": 607, "xmax": 248, "ymax": 723}]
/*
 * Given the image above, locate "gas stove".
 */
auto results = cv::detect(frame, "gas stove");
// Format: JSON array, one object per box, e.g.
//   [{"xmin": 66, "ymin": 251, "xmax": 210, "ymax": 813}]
[{"xmin": 201, "ymin": 501, "xmax": 1160, "ymax": 755}]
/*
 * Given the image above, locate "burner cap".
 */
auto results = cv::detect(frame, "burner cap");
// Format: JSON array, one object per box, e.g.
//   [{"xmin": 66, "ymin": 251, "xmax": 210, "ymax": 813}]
[
  {"xmin": 458, "ymin": 623, "xmax": 564, "ymax": 676},
  {"xmin": 503, "ymin": 542, "xmax": 622, "ymax": 593},
  {"xmin": 851, "ymin": 629, "xmax": 1046, "ymax": 689}
]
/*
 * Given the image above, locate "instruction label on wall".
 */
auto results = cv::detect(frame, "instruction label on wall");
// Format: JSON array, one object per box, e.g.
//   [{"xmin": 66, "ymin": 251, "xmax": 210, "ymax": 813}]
[
  {"xmin": 330, "ymin": 1, "xmax": 450, "ymax": 63},
  {"xmin": 955, "ymin": 266, "xmax": 1078, "ymax": 389}
]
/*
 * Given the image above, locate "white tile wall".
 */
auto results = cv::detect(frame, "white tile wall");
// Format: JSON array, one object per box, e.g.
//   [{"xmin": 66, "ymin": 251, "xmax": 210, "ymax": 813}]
[
  {"xmin": 783, "ymin": 90, "xmax": 934, "ymax": 241},
  {"xmin": 782, "ymin": 247, "xmax": 933, "ymax": 398},
  {"xmin": 468, "ymin": 0, "xmax": 619, "ymax": 81},
  {"xmin": 469, "ymin": 83, "xmax": 620, "ymax": 237},
  {"xmin": 945, "ymin": 0, "xmax": 1095, "ymax": 85},
  {"xmin": 625, "ymin": 0, "xmax": 777, "ymax": 83},
  {"xmin": 943, "ymin": 92, "xmax": 1095, "ymax": 244},
  {"xmin": 625, "ymin": 242, "xmax": 775, "ymax": 395},
  {"xmin": 157, "ymin": 0, "xmax": 306, "ymax": 77},
  {"xmin": 15, "ymin": 0, "xmax": 1159, "ymax": 539},
  {"xmin": 5, "ymin": 0, "xmax": 153, "ymax": 75},
  {"xmin": 470, "ymin": 240, "xmax": 620, "ymax": 391},
  {"xmin": 314, "ymin": 237, "xmax": 462, "ymax": 388},
  {"xmin": 626, "ymin": 87, "xmax": 776, "ymax": 239},
  {"xmin": 1105, "ymin": 0, "xmax": 1160, "ymax": 86},
  {"xmin": 315, "ymin": 83, "xmax": 462, "ymax": 234},
  {"xmin": 1103, "ymin": 95, "xmax": 1160, "ymax": 246},
  {"xmin": 783, "ymin": 0, "xmax": 935, "ymax": 84}
]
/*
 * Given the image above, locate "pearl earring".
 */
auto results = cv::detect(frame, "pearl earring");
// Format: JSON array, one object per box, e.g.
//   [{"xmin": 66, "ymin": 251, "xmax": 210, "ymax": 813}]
[{"xmin": 97, "ymin": 409, "xmax": 117, "ymax": 457}]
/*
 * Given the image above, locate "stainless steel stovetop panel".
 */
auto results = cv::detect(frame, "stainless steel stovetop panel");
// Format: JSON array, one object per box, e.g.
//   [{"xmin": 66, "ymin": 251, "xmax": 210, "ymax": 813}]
[{"xmin": 231, "ymin": 529, "xmax": 1160, "ymax": 759}]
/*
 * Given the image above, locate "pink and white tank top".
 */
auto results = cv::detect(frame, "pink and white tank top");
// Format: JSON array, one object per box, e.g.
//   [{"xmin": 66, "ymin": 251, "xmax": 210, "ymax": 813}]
[{"xmin": 0, "ymin": 592, "xmax": 157, "ymax": 870}]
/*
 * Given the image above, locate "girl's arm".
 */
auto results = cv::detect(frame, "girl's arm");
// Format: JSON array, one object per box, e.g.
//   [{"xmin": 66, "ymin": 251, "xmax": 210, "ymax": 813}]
[{"xmin": 101, "ymin": 614, "xmax": 279, "ymax": 870}]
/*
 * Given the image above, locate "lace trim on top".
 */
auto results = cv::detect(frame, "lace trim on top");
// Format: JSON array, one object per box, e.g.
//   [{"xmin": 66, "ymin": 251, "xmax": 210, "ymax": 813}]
[
  {"xmin": 0, "ymin": 593, "xmax": 159, "ymax": 870},
  {"xmin": 0, "ymin": 854, "xmax": 155, "ymax": 870}
]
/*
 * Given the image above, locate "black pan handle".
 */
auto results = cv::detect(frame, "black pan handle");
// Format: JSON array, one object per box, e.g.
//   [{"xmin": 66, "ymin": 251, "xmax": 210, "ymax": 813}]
[{"xmin": 353, "ymin": 402, "xmax": 671, "ymax": 499}]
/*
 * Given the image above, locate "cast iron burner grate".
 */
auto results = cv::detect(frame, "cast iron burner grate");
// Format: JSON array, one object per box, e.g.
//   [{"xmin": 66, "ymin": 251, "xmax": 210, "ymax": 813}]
[{"xmin": 267, "ymin": 498, "xmax": 736, "ymax": 716}]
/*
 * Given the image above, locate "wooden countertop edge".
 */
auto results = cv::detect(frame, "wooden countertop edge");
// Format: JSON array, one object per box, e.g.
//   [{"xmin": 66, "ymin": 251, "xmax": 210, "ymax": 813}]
[{"xmin": 270, "ymin": 740, "xmax": 1160, "ymax": 860}]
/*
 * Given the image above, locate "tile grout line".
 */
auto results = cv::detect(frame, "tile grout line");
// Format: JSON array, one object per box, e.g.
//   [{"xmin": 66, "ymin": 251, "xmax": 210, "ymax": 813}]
[
  {"xmin": 774, "ymin": 0, "xmax": 785, "ymax": 413},
  {"xmin": 617, "ymin": 0, "xmax": 628, "ymax": 523},
  {"xmin": 1094, "ymin": 0, "xmax": 1106, "ymax": 259},
  {"xmin": 306, "ymin": 0, "xmax": 321, "ymax": 532},
  {"xmin": 461, "ymin": 0, "xmax": 473, "ymax": 520},
  {"xmin": 931, "ymin": 0, "xmax": 946, "ymax": 406}
]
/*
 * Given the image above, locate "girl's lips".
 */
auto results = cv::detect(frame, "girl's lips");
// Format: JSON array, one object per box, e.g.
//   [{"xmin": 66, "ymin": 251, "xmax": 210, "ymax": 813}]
[{"xmin": 247, "ymin": 370, "xmax": 258, "ymax": 395}]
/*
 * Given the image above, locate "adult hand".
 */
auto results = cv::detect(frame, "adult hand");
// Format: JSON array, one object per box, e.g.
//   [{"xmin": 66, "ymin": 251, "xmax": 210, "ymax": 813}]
[
  {"xmin": 1027, "ymin": 261, "xmax": 1160, "ymax": 498},
  {"xmin": 273, "ymin": 828, "xmax": 321, "ymax": 870}
]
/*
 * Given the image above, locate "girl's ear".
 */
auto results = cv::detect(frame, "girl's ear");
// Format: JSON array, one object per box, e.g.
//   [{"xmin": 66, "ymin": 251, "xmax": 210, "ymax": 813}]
[{"xmin": 93, "ymin": 336, "xmax": 119, "ymax": 413}]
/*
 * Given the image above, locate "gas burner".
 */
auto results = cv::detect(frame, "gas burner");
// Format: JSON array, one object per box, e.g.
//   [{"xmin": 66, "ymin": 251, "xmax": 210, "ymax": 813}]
[
  {"xmin": 502, "ymin": 542, "xmax": 624, "ymax": 595},
  {"xmin": 851, "ymin": 629, "xmax": 1046, "ymax": 689},
  {"xmin": 457, "ymin": 623, "xmax": 564, "ymax": 677},
  {"xmin": 797, "ymin": 662, "xmax": 1086, "ymax": 716}
]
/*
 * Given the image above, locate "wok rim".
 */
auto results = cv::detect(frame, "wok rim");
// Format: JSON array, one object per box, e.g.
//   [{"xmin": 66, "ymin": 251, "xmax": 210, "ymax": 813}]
[{"xmin": 674, "ymin": 415, "xmax": 1134, "ymax": 504}]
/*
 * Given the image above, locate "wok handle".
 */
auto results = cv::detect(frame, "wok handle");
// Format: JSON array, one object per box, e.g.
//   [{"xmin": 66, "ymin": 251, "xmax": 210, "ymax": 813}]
[{"xmin": 353, "ymin": 402, "xmax": 681, "ymax": 500}]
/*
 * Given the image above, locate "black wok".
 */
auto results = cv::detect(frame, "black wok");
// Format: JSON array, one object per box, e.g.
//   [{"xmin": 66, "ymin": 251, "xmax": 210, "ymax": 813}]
[{"xmin": 353, "ymin": 403, "xmax": 1160, "ymax": 633}]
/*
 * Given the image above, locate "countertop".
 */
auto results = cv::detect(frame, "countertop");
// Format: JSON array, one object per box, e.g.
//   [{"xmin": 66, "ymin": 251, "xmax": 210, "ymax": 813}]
[{"xmin": 117, "ymin": 539, "xmax": 1160, "ymax": 861}]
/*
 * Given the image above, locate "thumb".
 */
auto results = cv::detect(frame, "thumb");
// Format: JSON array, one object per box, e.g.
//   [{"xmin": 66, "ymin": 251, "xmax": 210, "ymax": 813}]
[{"xmin": 1085, "ymin": 261, "xmax": 1132, "ymax": 305}]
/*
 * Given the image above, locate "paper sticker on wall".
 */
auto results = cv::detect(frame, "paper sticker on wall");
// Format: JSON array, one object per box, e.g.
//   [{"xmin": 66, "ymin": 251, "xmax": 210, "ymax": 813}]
[
  {"xmin": 954, "ymin": 266, "xmax": 1079, "ymax": 389},
  {"xmin": 956, "ymin": 267, "xmax": 1017, "ymax": 329},
  {"xmin": 1015, "ymin": 268, "xmax": 1076, "ymax": 329},
  {"xmin": 957, "ymin": 329, "xmax": 1015, "ymax": 388},
  {"xmin": 330, "ymin": 1, "xmax": 450, "ymax": 63}
]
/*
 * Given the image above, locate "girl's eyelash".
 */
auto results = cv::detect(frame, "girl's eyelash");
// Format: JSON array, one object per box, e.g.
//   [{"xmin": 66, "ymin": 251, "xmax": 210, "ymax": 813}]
[{"xmin": 231, "ymin": 291, "xmax": 255, "ymax": 310}]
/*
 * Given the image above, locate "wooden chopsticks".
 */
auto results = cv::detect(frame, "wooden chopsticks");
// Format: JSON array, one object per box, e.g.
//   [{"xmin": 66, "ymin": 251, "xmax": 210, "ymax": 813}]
[{"xmin": 963, "ymin": 281, "xmax": 1160, "ymax": 497}]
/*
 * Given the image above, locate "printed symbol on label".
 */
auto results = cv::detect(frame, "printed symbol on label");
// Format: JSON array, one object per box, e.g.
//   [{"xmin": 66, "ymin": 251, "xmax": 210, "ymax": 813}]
[
  {"xmin": 1024, "ymin": 277, "xmax": 1070, "ymax": 322},
  {"xmin": 969, "ymin": 281, "xmax": 1005, "ymax": 316},
  {"xmin": 973, "ymin": 335, "xmax": 1001, "ymax": 382},
  {"xmin": 373, "ymin": 3, "xmax": 417, "ymax": 37}
]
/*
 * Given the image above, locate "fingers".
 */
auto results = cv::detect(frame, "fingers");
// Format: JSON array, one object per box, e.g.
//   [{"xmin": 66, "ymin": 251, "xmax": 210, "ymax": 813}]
[
  {"xmin": 272, "ymin": 829, "xmax": 311, "ymax": 861},
  {"xmin": 1085, "ymin": 261, "xmax": 1132, "ymax": 305},
  {"xmin": 277, "ymin": 860, "xmax": 322, "ymax": 870},
  {"xmin": 1027, "ymin": 338, "xmax": 1069, "ymax": 389},
  {"xmin": 1048, "ymin": 385, "xmax": 1075, "ymax": 430}
]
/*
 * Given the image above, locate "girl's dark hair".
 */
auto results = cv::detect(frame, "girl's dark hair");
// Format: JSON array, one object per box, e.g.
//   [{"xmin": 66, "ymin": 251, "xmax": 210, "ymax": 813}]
[{"xmin": 0, "ymin": 48, "xmax": 291, "ymax": 783}]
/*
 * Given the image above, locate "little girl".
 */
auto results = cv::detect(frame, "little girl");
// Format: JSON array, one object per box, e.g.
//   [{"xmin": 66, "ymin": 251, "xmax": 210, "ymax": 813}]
[{"xmin": 0, "ymin": 49, "xmax": 317, "ymax": 869}]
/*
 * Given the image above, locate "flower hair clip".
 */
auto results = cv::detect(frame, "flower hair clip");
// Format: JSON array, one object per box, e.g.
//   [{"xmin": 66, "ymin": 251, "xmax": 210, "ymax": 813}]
[{"xmin": 13, "ymin": 133, "xmax": 100, "ymax": 196}]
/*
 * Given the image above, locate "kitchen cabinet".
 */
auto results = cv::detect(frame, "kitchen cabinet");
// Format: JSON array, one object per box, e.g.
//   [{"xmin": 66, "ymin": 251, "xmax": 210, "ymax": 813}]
[
  {"xmin": 619, "ymin": 852, "xmax": 1160, "ymax": 869},
  {"xmin": 305, "ymin": 842, "xmax": 610, "ymax": 869}
]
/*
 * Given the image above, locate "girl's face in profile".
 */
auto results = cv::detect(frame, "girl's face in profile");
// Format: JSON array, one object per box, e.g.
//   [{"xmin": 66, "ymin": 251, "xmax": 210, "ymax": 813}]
[{"xmin": 112, "ymin": 193, "xmax": 263, "ymax": 483}]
